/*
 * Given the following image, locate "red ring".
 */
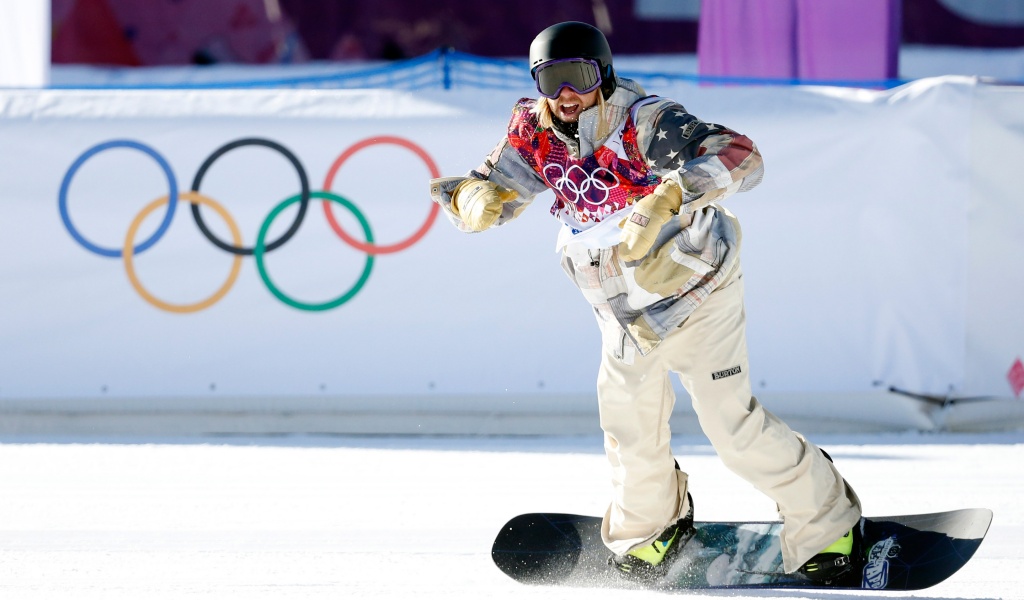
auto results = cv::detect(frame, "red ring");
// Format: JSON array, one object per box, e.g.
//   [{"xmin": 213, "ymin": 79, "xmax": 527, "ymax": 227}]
[{"xmin": 322, "ymin": 136, "xmax": 441, "ymax": 255}]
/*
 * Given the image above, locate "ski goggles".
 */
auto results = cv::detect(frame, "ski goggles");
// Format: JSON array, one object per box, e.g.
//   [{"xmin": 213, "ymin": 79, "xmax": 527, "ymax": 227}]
[{"xmin": 533, "ymin": 58, "xmax": 603, "ymax": 99}]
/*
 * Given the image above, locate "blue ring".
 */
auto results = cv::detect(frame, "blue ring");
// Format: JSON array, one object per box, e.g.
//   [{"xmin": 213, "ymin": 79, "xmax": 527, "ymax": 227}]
[{"xmin": 58, "ymin": 140, "xmax": 178, "ymax": 258}]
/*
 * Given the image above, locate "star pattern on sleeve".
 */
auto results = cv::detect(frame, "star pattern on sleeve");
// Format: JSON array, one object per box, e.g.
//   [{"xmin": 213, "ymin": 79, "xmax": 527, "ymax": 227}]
[{"xmin": 647, "ymin": 107, "xmax": 715, "ymax": 172}]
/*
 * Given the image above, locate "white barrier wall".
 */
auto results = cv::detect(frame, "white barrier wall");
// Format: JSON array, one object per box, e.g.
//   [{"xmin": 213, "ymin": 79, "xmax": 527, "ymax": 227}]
[{"xmin": 1, "ymin": 76, "xmax": 1022, "ymax": 416}]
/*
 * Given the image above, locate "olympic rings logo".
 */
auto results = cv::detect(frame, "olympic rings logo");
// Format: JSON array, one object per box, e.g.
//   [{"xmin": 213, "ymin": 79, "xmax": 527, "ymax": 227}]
[
  {"xmin": 542, "ymin": 163, "xmax": 619, "ymax": 206},
  {"xmin": 58, "ymin": 136, "xmax": 439, "ymax": 313}
]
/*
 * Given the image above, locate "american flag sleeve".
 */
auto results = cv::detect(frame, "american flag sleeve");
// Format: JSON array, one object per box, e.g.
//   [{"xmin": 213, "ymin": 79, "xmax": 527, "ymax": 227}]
[{"xmin": 638, "ymin": 100, "xmax": 764, "ymax": 213}]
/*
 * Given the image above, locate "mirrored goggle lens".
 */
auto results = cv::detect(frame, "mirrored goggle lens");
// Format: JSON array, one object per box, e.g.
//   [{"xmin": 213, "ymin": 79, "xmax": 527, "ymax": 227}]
[{"xmin": 534, "ymin": 59, "xmax": 602, "ymax": 98}]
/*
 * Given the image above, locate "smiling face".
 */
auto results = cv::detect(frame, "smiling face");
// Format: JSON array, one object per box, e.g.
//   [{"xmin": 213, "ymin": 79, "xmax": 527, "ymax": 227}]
[{"xmin": 545, "ymin": 86, "xmax": 600, "ymax": 124}]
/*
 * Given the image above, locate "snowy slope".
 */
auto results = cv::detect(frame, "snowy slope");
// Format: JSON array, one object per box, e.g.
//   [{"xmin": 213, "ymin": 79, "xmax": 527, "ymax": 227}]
[{"xmin": 0, "ymin": 432, "xmax": 1020, "ymax": 599}]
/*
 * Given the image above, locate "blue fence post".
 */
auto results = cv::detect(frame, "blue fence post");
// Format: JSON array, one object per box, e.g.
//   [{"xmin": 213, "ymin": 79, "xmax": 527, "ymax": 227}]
[{"xmin": 441, "ymin": 47, "xmax": 452, "ymax": 90}]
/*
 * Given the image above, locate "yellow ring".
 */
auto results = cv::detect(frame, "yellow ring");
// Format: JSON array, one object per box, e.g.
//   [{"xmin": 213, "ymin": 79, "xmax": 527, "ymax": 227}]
[{"xmin": 123, "ymin": 191, "xmax": 244, "ymax": 313}]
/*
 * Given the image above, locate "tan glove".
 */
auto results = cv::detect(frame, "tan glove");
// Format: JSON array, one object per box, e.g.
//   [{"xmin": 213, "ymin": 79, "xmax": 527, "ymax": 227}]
[
  {"xmin": 618, "ymin": 180, "xmax": 683, "ymax": 261},
  {"xmin": 452, "ymin": 179, "xmax": 518, "ymax": 232}
]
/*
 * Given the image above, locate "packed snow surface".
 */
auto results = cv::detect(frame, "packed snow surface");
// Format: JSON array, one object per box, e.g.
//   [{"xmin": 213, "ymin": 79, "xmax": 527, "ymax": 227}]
[{"xmin": 0, "ymin": 432, "xmax": 1021, "ymax": 599}]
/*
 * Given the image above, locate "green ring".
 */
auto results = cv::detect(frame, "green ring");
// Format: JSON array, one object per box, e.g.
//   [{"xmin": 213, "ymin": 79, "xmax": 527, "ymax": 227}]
[{"xmin": 255, "ymin": 191, "xmax": 374, "ymax": 311}]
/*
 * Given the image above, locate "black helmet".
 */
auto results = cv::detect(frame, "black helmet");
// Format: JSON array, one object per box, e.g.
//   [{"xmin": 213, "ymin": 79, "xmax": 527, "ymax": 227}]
[{"xmin": 529, "ymin": 22, "xmax": 616, "ymax": 98}]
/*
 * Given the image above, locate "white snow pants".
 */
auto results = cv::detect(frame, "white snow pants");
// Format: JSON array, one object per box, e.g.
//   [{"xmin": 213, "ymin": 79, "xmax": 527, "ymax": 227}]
[{"xmin": 596, "ymin": 265, "xmax": 862, "ymax": 572}]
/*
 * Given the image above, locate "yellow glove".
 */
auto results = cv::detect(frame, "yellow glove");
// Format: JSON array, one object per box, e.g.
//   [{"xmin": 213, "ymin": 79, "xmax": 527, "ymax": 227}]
[
  {"xmin": 452, "ymin": 179, "xmax": 518, "ymax": 232},
  {"xmin": 618, "ymin": 180, "xmax": 683, "ymax": 261}
]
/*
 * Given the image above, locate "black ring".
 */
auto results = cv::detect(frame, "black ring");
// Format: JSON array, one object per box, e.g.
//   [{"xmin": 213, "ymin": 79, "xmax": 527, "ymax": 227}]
[{"xmin": 190, "ymin": 138, "xmax": 310, "ymax": 256}]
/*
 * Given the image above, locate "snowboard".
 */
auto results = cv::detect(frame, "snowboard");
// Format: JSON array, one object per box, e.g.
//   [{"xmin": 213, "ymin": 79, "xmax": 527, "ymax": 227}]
[{"xmin": 492, "ymin": 508, "xmax": 992, "ymax": 591}]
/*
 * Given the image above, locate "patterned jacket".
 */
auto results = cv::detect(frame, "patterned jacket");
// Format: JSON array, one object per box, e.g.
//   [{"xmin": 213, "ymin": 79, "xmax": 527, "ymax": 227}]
[{"xmin": 430, "ymin": 78, "xmax": 763, "ymax": 356}]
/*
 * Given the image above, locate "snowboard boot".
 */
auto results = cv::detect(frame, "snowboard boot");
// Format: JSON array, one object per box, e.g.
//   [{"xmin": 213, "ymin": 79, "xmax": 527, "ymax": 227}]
[
  {"xmin": 797, "ymin": 448, "xmax": 861, "ymax": 584},
  {"xmin": 610, "ymin": 493, "xmax": 695, "ymax": 581},
  {"xmin": 798, "ymin": 526, "xmax": 859, "ymax": 584}
]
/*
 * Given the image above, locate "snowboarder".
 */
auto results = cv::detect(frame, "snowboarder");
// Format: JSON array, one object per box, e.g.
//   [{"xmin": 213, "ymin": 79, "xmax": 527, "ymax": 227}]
[{"xmin": 429, "ymin": 21, "xmax": 861, "ymax": 582}]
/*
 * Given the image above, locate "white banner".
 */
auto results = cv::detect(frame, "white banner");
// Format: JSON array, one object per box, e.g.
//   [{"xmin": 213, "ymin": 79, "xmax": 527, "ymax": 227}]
[
  {"xmin": 0, "ymin": 0, "xmax": 49, "ymax": 87},
  {"xmin": 965, "ymin": 84, "xmax": 1024, "ymax": 398},
  {"xmin": 0, "ymin": 77, "xmax": 1020, "ymax": 403}
]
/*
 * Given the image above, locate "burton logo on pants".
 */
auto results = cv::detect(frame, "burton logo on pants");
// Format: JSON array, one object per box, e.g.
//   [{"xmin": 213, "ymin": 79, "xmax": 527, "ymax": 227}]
[{"xmin": 711, "ymin": 365, "xmax": 742, "ymax": 380}]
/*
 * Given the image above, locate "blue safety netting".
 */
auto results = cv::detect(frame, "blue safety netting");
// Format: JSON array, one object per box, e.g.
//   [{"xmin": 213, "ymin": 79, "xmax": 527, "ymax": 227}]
[{"xmin": 48, "ymin": 48, "xmax": 909, "ymax": 91}]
